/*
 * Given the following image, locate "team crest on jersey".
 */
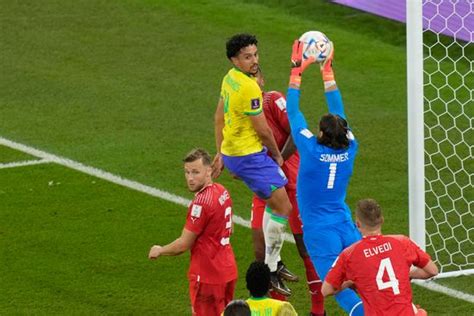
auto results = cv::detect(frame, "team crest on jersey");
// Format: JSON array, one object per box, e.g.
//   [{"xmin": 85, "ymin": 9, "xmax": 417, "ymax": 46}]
[
  {"xmin": 191, "ymin": 204, "xmax": 202, "ymax": 218},
  {"xmin": 251, "ymin": 98, "xmax": 260, "ymax": 110},
  {"xmin": 275, "ymin": 97, "xmax": 286, "ymax": 111}
]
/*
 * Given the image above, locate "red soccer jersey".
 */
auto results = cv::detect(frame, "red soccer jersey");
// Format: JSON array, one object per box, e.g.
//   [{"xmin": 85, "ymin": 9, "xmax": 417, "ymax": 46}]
[
  {"xmin": 262, "ymin": 91, "xmax": 299, "ymax": 190},
  {"xmin": 326, "ymin": 234, "xmax": 431, "ymax": 316},
  {"xmin": 184, "ymin": 183, "xmax": 238, "ymax": 284}
]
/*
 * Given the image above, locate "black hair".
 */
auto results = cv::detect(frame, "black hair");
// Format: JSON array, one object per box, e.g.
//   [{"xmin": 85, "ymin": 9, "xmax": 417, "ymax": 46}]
[
  {"xmin": 226, "ymin": 33, "xmax": 258, "ymax": 59},
  {"xmin": 246, "ymin": 261, "xmax": 270, "ymax": 298},
  {"xmin": 223, "ymin": 300, "xmax": 251, "ymax": 316},
  {"xmin": 317, "ymin": 114, "xmax": 350, "ymax": 149}
]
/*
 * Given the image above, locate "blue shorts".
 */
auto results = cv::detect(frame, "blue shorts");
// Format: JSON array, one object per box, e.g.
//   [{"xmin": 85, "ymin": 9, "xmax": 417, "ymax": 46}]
[
  {"xmin": 302, "ymin": 221, "xmax": 363, "ymax": 314},
  {"xmin": 222, "ymin": 149, "xmax": 287, "ymax": 200},
  {"xmin": 302, "ymin": 221, "xmax": 362, "ymax": 279}
]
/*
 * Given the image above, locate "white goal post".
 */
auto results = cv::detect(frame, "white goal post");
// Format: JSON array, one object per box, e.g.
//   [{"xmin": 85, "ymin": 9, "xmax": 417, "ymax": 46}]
[{"xmin": 407, "ymin": 0, "xmax": 473, "ymax": 278}]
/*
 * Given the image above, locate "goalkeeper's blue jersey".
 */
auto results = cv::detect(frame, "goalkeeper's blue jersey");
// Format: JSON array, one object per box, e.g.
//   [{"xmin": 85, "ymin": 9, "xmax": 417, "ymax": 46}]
[{"xmin": 286, "ymin": 88, "xmax": 358, "ymax": 227}]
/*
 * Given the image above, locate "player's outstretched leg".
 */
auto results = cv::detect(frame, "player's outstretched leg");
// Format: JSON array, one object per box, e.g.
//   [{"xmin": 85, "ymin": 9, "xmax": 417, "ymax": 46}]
[
  {"xmin": 264, "ymin": 188, "xmax": 292, "ymax": 296},
  {"xmin": 264, "ymin": 212, "xmax": 290, "ymax": 296},
  {"xmin": 259, "ymin": 206, "xmax": 297, "ymax": 300}
]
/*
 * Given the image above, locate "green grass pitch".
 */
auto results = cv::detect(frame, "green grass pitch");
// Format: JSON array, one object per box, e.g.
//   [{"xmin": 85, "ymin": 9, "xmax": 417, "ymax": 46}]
[{"xmin": 0, "ymin": 0, "xmax": 472, "ymax": 314}]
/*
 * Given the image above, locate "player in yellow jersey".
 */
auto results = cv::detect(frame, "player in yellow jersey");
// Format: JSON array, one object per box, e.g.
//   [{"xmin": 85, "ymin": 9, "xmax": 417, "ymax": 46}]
[
  {"xmin": 212, "ymin": 33, "xmax": 293, "ymax": 295},
  {"xmin": 246, "ymin": 261, "xmax": 298, "ymax": 316}
]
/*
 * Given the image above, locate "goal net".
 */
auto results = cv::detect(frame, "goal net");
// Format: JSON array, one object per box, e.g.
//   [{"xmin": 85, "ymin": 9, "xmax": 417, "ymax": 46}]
[{"xmin": 408, "ymin": 0, "xmax": 473, "ymax": 278}]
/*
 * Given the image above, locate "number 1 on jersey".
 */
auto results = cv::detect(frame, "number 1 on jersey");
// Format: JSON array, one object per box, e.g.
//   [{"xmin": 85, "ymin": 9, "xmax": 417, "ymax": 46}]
[{"xmin": 327, "ymin": 163, "xmax": 337, "ymax": 189}]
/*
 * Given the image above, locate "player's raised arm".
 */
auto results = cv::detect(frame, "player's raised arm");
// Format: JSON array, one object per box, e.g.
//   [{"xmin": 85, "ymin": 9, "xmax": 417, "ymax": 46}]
[
  {"xmin": 286, "ymin": 40, "xmax": 314, "ymax": 143},
  {"xmin": 320, "ymin": 44, "xmax": 348, "ymax": 121}
]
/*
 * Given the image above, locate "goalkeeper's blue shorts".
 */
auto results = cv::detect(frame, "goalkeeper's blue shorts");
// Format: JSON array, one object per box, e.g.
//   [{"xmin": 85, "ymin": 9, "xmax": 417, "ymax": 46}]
[
  {"xmin": 303, "ymin": 220, "xmax": 361, "ymax": 279},
  {"xmin": 303, "ymin": 220, "xmax": 363, "ymax": 315}
]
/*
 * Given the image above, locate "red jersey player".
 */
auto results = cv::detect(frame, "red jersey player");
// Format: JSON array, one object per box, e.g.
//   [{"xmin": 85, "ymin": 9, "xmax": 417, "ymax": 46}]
[
  {"xmin": 322, "ymin": 199, "xmax": 438, "ymax": 316},
  {"xmin": 148, "ymin": 148, "xmax": 238, "ymax": 316},
  {"xmin": 250, "ymin": 69, "xmax": 325, "ymax": 316}
]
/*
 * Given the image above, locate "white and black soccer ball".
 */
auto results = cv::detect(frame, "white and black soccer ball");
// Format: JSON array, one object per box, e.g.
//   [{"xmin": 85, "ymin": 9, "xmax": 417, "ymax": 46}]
[{"xmin": 299, "ymin": 31, "xmax": 332, "ymax": 63}]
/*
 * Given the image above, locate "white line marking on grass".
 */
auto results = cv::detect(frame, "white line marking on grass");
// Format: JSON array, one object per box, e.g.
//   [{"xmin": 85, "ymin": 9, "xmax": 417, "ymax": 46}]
[
  {"xmin": 413, "ymin": 280, "xmax": 474, "ymax": 303},
  {"xmin": 0, "ymin": 158, "xmax": 52, "ymax": 169},
  {"xmin": 0, "ymin": 137, "xmax": 294, "ymax": 242},
  {"xmin": 0, "ymin": 136, "xmax": 191, "ymax": 205},
  {"xmin": 4, "ymin": 136, "xmax": 473, "ymax": 303}
]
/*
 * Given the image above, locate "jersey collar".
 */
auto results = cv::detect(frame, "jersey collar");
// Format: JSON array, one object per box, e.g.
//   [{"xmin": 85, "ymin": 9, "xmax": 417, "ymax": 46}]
[
  {"xmin": 195, "ymin": 182, "xmax": 213, "ymax": 196},
  {"xmin": 232, "ymin": 66, "xmax": 252, "ymax": 77},
  {"xmin": 363, "ymin": 234, "xmax": 382, "ymax": 241}
]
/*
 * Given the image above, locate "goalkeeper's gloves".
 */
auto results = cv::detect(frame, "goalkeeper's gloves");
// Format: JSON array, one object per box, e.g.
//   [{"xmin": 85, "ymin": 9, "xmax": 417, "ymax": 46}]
[
  {"xmin": 289, "ymin": 40, "xmax": 315, "ymax": 88},
  {"xmin": 320, "ymin": 42, "xmax": 335, "ymax": 84}
]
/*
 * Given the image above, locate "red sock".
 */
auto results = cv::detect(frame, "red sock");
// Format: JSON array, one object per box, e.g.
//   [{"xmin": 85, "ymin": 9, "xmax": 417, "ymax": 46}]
[
  {"xmin": 269, "ymin": 289, "xmax": 287, "ymax": 301},
  {"xmin": 303, "ymin": 255, "xmax": 325, "ymax": 315}
]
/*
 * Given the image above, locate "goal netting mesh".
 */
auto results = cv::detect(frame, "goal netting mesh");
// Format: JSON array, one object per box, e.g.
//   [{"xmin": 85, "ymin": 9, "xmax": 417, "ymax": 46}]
[{"xmin": 422, "ymin": 0, "xmax": 473, "ymax": 275}]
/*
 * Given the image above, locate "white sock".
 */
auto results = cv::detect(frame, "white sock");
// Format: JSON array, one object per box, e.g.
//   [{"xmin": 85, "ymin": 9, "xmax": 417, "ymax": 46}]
[
  {"xmin": 264, "ymin": 213, "xmax": 288, "ymax": 272},
  {"xmin": 263, "ymin": 206, "xmax": 272, "ymax": 231}
]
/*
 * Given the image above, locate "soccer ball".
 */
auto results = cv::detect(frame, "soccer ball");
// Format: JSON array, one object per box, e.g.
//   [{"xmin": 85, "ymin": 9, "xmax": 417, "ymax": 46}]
[{"xmin": 298, "ymin": 31, "xmax": 332, "ymax": 63}]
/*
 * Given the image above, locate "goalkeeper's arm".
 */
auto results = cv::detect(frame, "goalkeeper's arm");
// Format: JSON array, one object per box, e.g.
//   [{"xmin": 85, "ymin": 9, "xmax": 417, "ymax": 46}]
[
  {"xmin": 286, "ymin": 40, "xmax": 314, "ymax": 147},
  {"xmin": 321, "ymin": 45, "xmax": 350, "ymax": 124}
]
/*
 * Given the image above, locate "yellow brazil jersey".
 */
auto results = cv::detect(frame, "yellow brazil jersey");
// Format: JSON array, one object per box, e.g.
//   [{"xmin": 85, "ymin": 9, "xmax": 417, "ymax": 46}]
[
  {"xmin": 246, "ymin": 297, "xmax": 298, "ymax": 316},
  {"xmin": 220, "ymin": 67, "xmax": 263, "ymax": 156}
]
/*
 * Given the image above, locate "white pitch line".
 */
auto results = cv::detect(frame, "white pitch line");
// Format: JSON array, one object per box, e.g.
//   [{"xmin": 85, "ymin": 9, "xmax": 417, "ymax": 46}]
[
  {"xmin": 2, "ymin": 136, "xmax": 473, "ymax": 304},
  {"xmin": 0, "ymin": 158, "xmax": 52, "ymax": 169},
  {"xmin": 0, "ymin": 137, "xmax": 294, "ymax": 242},
  {"xmin": 413, "ymin": 280, "xmax": 474, "ymax": 303}
]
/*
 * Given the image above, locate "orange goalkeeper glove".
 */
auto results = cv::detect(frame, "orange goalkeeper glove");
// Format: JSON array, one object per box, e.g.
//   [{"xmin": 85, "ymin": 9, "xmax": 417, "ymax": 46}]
[
  {"xmin": 320, "ymin": 42, "xmax": 335, "ymax": 83},
  {"xmin": 289, "ymin": 40, "xmax": 315, "ymax": 87}
]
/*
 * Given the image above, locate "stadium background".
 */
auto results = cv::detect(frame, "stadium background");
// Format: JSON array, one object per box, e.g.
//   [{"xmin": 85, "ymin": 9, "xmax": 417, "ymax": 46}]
[{"xmin": 0, "ymin": 0, "xmax": 472, "ymax": 314}]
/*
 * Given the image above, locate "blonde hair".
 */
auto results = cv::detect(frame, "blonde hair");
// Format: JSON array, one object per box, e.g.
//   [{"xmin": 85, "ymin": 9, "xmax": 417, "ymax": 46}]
[
  {"xmin": 183, "ymin": 148, "xmax": 211, "ymax": 165},
  {"xmin": 356, "ymin": 199, "xmax": 383, "ymax": 228}
]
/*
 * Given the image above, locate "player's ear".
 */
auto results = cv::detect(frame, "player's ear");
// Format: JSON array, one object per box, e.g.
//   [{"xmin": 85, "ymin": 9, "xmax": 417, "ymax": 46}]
[
  {"xmin": 230, "ymin": 56, "xmax": 240, "ymax": 68},
  {"xmin": 205, "ymin": 165, "xmax": 212, "ymax": 178}
]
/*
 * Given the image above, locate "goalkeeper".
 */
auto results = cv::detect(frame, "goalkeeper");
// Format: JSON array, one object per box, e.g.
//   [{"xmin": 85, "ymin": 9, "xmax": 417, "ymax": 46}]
[{"xmin": 285, "ymin": 40, "xmax": 363, "ymax": 315}]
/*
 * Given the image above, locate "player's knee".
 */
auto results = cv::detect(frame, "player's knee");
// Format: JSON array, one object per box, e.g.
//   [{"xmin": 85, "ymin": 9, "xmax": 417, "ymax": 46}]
[
  {"xmin": 276, "ymin": 198, "xmax": 292, "ymax": 216},
  {"xmin": 266, "ymin": 196, "xmax": 292, "ymax": 217},
  {"xmin": 283, "ymin": 202, "xmax": 292, "ymax": 216}
]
